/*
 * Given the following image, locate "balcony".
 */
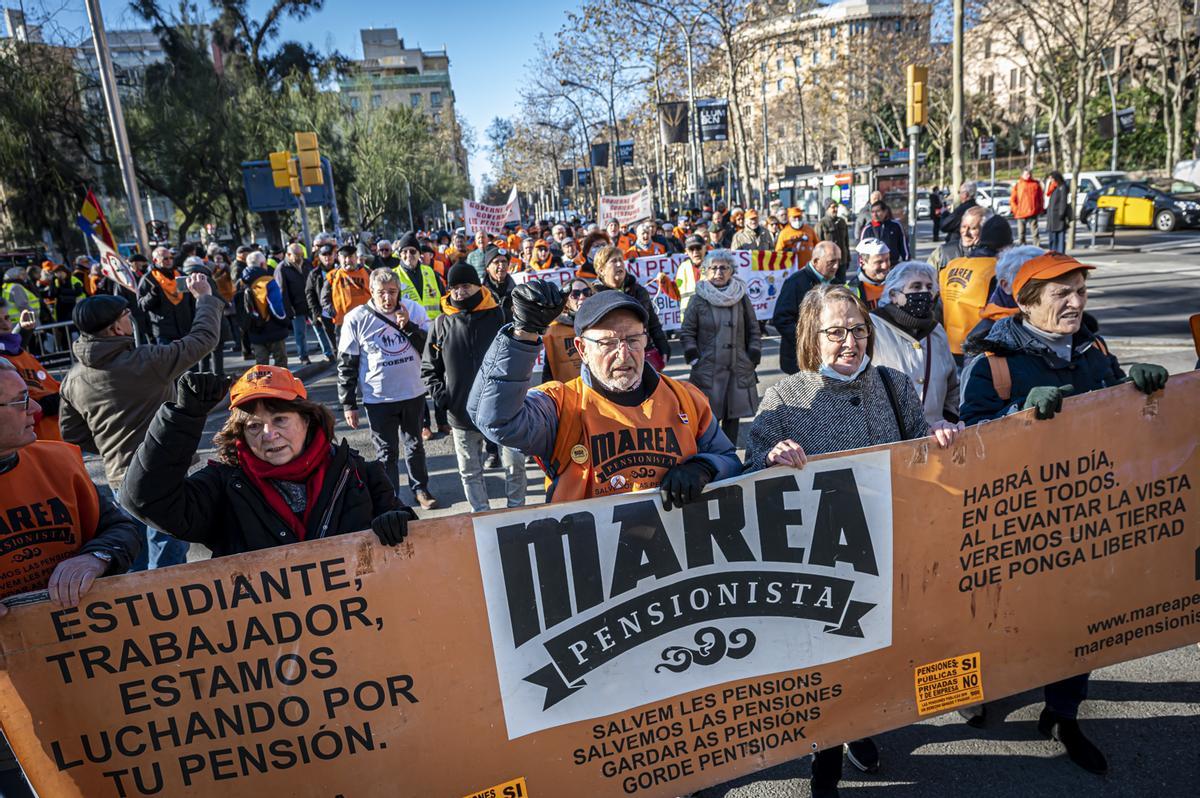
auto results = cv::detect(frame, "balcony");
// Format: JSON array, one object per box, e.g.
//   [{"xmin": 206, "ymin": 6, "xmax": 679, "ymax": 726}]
[{"xmin": 339, "ymin": 70, "xmax": 452, "ymax": 91}]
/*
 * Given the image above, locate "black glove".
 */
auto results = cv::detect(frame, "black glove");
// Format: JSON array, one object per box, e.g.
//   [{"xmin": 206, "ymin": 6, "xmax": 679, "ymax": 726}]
[
  {"xmin": 176, "ymin": 372, "xmax": 232, "ymax": 417},
  {"xmin": 748, "ymin": 348, "xmax": 762, "ymax": 366},
  {"xmin": 1127, "ymin": 363, "xmax": 1168, "ymax": 395},
  {"xmin": 511, "ymin": 281, "xmax": 566, "ymax": 336},
  {"xmin": 660, "ymin": 459, "xmax": 714, "ymax": 512},
  {"xmin": 684, "ymin": 347, "xmax": 699, "ymax": 364},
  {"xmin": 658, "ymin": 339, "xmax": 672, "ymax": 364},
  {"xmin": 371, "ymin": 510, "xmax": 411, "ymax": 546},
  {"xmin": 1023, "ymin": 384, "xmax": 1073, "ymax": 420}
]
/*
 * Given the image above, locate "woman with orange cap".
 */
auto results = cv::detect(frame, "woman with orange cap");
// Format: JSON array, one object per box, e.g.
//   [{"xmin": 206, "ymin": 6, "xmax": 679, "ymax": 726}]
[{"xmin": 122, "ymin": 365, "xmax": 415, "ymax": 555}]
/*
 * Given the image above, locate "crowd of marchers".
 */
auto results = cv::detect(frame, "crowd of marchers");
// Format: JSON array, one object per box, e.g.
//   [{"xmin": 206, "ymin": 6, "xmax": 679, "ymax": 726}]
[{"xmin": 0, "ymin": 184, "xmax": 1176, "ymax": 797}]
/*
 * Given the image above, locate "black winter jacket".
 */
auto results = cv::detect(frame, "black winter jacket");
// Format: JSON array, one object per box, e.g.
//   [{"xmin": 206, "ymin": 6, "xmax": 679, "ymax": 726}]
[
  {"xmin": 276, "ymin": 260, "xmax": 311, "ymax": 318},
  {"xmin": 593, "ymin": 273, "xmax": 671, "ymax": 360},
  {"xmin": 771, "ymin": 266, "xmax": 826, "ymax": 375},
  {"xmin": 421, "ymin": 290, "xmax": 506, "ymax": 430},
  {"xmin": 137, "ymin": 269, "xmax": 195, "ymax": 342},
  {"xmin": 959, "ymin": 316, "xmax": 1124, "ymax": 425},
  {"xmin": 305, "ymin": 265, "xmax": 331, "ymax": 320},
  {"xmin": 122, "ymin": 403, "xmax": 406, "ymax": 557}
]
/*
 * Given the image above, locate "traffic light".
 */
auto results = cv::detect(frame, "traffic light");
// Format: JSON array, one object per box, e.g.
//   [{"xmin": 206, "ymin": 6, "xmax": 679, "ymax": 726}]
[
  {"xmin": 906, "ymin": 65, "xmax": 928, "ymax": 129},
  {"xmin": 269, "ymin": 150, "xmax": 292, "ymax": 189},
  {"xmin": 295, "ymin": 131, "xmax": 323, "ymax": 187}
]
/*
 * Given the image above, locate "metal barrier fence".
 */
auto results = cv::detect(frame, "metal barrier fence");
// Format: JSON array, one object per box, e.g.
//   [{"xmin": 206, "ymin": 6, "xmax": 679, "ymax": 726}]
[{"xmin": 26, "ymin": 320, "xmax": 78, "ymax": 375}]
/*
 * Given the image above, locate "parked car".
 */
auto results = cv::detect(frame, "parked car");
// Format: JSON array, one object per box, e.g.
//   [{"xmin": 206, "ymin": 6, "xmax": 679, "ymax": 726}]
[
  {"xmin": 1070, "ymin": 170, "xmax": 1128, "ymax": 211},
  {"xmin": 1079, "ymin": 180, "xmax": 1200, "ymax": 231},
  {"xmin": 975, "ymin": 186, "xmax": 1011, "ymax": 217},
  {"xmin": 916, "ymin": 190, "xmax": 931, "ymax": 219}
]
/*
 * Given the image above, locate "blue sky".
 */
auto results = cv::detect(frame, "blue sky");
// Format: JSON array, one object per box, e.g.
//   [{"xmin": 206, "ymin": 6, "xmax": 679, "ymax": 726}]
[{"xmin": 31, "ymin": 0, "xmax": 577, "ymax": 197}]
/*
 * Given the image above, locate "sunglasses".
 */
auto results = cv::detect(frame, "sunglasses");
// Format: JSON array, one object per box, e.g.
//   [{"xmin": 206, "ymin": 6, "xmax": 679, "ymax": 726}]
[{"xmin": 569, "ymin": 288, "xmax": 593, "ymax": 299}]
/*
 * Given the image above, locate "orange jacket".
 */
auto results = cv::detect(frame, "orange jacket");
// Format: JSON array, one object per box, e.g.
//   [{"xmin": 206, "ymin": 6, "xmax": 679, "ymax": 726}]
[
  {"xmin": 1009, "ymin": 177, "xmax": 1045, "ymax": 219},
  {"xmin": 775, "ymin": 223, "xmax": 818, "ymax": 267},
  {"xmin": 624, "ymin": 242, "xmax": 666, "ymax": 259}
]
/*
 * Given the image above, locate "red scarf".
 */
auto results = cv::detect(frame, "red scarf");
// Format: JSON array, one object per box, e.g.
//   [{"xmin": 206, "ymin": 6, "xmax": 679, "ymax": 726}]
[{"xmin": 235, "ymin": 426, "xmax": 332, "ymax": 541}]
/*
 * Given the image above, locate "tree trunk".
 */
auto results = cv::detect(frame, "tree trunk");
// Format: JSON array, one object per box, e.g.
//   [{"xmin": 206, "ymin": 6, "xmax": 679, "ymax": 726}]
[
  {"xmin": 1066, "ymin": 11, "xmax": 1090, "ymax": 251},
  {"xmin": 951, "ymin": 0, "xmax": 964, "ymax": 195}
]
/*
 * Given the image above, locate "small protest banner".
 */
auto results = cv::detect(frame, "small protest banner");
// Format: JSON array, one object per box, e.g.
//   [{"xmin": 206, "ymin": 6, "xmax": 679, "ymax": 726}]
[
  {"xmin": 464, "ymin": 187, "xmax": 521, "ymax": 235},
  {"xmin": 598, "ymin": 187, "xmax": 653, "ymax": 227},
  {"xmin": 91, "ymin": 235, "xmax": 140, "ymax": 293},
  {"xmin": 2, "ymin": 374, "xmax": 1194, "ymax": 797}
]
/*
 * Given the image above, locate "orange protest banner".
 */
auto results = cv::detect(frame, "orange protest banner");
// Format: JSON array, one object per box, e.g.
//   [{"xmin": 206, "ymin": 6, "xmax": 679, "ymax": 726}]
[{"xmin": 0, "ymin": 373, "xmax": 1196, "ymax": 797}]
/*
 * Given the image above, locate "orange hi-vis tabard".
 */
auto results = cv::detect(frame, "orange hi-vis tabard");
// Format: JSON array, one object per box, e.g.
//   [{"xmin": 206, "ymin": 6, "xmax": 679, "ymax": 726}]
[
  {"xmin": 0, "ymin": 441, "xmax": 100, "ymax": 598},
  {"xmin": 536, "ymin": 373, "xmax": 709, "ymax": 503},
  {"xmin": 940, "ymin": 256, "xmax": 997, "ymax": 355},
  {"xmin": 1, "ymin": 349, "xmax": 61, "ymax": 441},
  {"xmin": 329, "ymin": 267, "xmax": 371, "ymax": 325}
]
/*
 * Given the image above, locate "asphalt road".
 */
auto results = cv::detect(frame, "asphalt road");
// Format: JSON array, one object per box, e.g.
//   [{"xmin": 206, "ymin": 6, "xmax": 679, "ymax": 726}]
[{"xmin": 78, "ymin": 230, "xmax": 1200, "ymax": 798}]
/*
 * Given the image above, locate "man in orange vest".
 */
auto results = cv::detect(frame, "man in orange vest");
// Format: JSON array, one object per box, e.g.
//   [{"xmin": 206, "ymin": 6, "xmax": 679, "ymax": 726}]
[
  {"xmin": 321, "ymin": 244, "xmax": 372, "ymax": 329},
  {"xmin": 623, "ymin": 222, "xmax": 667, "ymax": 259},
  {"xmin": 940, "ymin": 211, "xmax": 1013, "ymax": 364},
  {"xmin": 774, "ymin": 207, "xmax": 818, "ymax": 268},
  {"xmin": 468, "ymin": 286, "xmax": 740, "ymax": 505},
  {"xmin": 848, "ymin": 238, "xmax": 892, "ymax": 309}
]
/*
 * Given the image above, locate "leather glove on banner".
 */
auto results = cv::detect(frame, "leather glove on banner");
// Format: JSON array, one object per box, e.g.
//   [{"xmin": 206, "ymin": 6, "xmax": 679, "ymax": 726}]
[
  {"xmin": 1126, "ymin": 363, "xmax": 1169, "ymax": 395},
  {"xmin": 660, "ymin": 459, "xmax": 715, "ymax": 511},
  {"xmin": 371, "ymin": 510, "xmax": 412, "ymax": 546},
  {"xmin": 1023, "ymin": 384, "xmax": 1073, "ymax": 420},
  {"xmin": 176, "ymin": 372, "xmax": 232, "ymax": 417},
  {"xmin": 511, "ymin": 281, "xmax": 566, "ymax": 336}
]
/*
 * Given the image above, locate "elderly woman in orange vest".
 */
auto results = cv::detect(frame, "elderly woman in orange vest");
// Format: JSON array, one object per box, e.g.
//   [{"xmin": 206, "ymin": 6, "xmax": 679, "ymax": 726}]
[
  {"xmin": 541, "ymin": 278, "xmax": 591, "ymax": 383},
  {"xmin": 468, "ymin": 285, "xmax": 740, "ymax": 505}
]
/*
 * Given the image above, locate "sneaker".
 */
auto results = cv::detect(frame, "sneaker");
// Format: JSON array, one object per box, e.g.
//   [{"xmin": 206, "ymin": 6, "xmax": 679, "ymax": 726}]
[
  {"xmin": 414, "ymin": 490, "xmax": 438, "ymax": 510},
  {"xmin": 1037, "ymin": 708, "xmax": 1108, "ymax": 775},
  {"xmin": 300, "ymin": 357, "xmax": 312, "ymax": 365},
  {"xmin": 845, "ymin": 737, "xmax": 879, "ymax": 774},
  {"xmin": 485, "ymin": 453, "xmax": 502, "ymax": 470},
  {"xmin": 438, "ymin": 424, "xmax": 451, "ymax": 434},
  {"xmin": 421, "ymin": 427, "xmax": 433, "ymax": 441}
]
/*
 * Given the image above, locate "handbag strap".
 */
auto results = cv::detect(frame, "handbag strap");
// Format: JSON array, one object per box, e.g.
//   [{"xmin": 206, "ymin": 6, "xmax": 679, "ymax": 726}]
[
  {"xmin": 921, "ymin": 335, "xmax": 932, "ymax": 405},
  {"xmin": 878, "ymin": 367, "xmax": 910, "ymax": 441},
  {"xmin": 366, "ymin": 305, "xmax": 412, "ymax": 337}
]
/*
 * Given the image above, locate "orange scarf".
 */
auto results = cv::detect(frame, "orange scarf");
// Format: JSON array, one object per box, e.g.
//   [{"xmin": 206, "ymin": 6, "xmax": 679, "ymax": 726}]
[{"xmin": 151, "ymin": 269, "xmax": 184, "ymax": 305}]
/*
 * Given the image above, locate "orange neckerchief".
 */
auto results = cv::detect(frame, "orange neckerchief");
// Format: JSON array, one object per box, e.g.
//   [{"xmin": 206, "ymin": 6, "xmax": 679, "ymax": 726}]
[{"xmin": 151, "ymin": 268, "xmax": 184, "ymax": 305}]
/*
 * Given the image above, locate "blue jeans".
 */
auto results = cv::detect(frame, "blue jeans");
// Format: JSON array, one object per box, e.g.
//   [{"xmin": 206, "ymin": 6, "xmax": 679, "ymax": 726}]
[
  {"xmin": 1047, "ymin": 229, "xmax": 1066, "ymax": 253},
  {"xmin": 111, "ymin": 486, "xmax": 189, "ymax": 570},
  {"xmin": 291, "ymin": 316, "xmax": 311, "ymax": 360},
  {"xmin": 313, "ymin": 317, "xmax": 336, "ymax": 358}
]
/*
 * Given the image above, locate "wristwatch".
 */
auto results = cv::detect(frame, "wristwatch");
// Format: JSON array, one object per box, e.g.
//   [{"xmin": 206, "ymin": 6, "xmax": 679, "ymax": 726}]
[{"xmin": 91, "ymin": 550, "xmax": 114, "ymax": 564}]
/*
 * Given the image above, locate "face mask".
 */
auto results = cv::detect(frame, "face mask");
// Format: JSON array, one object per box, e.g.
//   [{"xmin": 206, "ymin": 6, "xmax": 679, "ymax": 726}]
[
  {"xmin": 819, "ymin": 354, "xmax": 869, "ymax": 382},
  {"xmin": 902, "ymin": 291, "xmax": 934, "ymax": 319},
  {"xmin": 789, "ymin": 220, "xmax": 802, "ymax": 229}
]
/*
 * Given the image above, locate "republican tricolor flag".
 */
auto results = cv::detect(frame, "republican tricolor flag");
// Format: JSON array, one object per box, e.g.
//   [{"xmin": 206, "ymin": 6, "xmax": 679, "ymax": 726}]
[{"xmin": 76, "ymin": 189, "xmax": 117, "ymax": 251}]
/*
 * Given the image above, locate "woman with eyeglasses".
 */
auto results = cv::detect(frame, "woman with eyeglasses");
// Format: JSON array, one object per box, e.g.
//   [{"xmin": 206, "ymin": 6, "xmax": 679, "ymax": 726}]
[
  {"xmin": 680, "ymin": 250, "xmax": 760, "ymax": 445},
  {"xmin": 743, "ymin": 284, "xmax": 961, "ymax": 797},
  {"xmin": 541, "ymin": 278, "xmax": 592, "ymax": 383},
  {"xmin": 590, "ymin": 245, "xmax": 671, "ymax": 367}
]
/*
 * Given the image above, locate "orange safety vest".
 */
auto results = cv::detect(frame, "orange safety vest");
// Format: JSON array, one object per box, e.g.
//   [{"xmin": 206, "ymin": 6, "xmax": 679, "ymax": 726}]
[
  {"xmin": 0, "ymin": 440, "xmax": 99, "ymax": 599},
  {"xmin": 624, "ymin": 242, "xmax": 666, "ymax": 259},
  {"xmin": 328, "ymin": 267, "xmax": 371, "ymax": 325},
  {"xmin": 543, "ymin": 321, "xmax": 582, "ymax": 382},
  {"xmin": 2, "ymin": 349, "xmax": 61, "ymax": 441},
  {"xmin": 775, "ymin": 224, "xmax": 817, "ymax": 267},
  {"xmin": 939, "ymin": 256, "xmax": 996, "ymax": 355},
  {"xmin": 537, "ymin": 373, "xmax": 707, "ymax": 503}
]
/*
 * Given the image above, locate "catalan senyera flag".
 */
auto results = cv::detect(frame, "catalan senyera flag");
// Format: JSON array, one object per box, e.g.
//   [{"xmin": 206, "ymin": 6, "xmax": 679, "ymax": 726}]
[
  {"xmin": 77, "ymin": 189, "xmax": 117, "ymax": 251},
  {"xmin": 750, "ymin": 250, "xmax": 796, "ymax": 271}
]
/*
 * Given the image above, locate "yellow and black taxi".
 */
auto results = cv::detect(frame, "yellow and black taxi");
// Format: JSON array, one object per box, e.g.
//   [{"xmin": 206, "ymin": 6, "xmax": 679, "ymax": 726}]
[{"xmin": 1080, "ymin": 179, "xmax": 1200, "ymax": 232}]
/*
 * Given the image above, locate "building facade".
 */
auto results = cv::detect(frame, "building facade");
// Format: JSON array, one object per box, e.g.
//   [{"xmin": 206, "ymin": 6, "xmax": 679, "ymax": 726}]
[{"xmin": 339, "ymin": 28, "xmax": 456, "ymax": 124}]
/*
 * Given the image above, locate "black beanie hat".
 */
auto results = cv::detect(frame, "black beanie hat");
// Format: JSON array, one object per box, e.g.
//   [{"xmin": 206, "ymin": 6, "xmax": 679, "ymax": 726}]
[
  {"xmin": 447, "ymin": 261, "xmax": 482, "ymax": 287},
  {"xmin": 73, "ymin": 294, "xmax": 129, "ymax": 334},
  {"xmin": 978, "ymin": 214, "xmax": 1014, "ymax": 252},
  {"xmin": 396, "ymin": 231, "xmax": 420, "ymax": 252}
]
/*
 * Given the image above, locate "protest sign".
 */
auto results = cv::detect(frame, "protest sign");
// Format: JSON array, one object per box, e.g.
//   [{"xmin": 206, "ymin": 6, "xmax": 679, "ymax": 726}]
[
  {"xmin": 598, "ymin": 188, "xmax": 653, "ymax": 227},
  {"xmin": 0, "ymin": 375, "xmax": 1196, "ymax": 797},
  {"xmin": 91, "ymin": 235, "xmax": 139, "ymax": 293},
  {"xmin": 464, "ymin": 187, "xmax": 521, "ymax": 235}
]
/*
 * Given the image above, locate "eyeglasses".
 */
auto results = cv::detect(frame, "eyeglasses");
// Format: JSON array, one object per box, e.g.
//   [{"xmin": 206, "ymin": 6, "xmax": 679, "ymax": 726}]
[
  {"xmin": 569, "ymin": 288, "xmax": 593, "ymax": 299},
  {"xmin": 1, "ymin": 391, "xmax": 30, "ymax": 411},
  {"xmin": 581, "ymin": 332, "xmax": 648, "ymax": 353},
  {"xmin": 707, "ymin": 265, "xmax": 732, "ymax": 274},
  {"xmin": 819, "ymin": 325, "xmax": 871, "ymax": 343}
]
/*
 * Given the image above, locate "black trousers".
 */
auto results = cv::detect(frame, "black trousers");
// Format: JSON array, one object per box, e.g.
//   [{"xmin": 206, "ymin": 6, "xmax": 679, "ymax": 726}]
[
  {"xmin": 811, "ymin": 746, "xmax": 843, "ymax": 789},
  {"xmin": 364, "ymin": 396, "xmax": 429, "ymax": 496}
]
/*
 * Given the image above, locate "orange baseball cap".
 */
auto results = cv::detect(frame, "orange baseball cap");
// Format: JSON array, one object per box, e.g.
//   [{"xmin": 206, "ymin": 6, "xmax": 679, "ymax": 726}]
[
  {"xmin": 1011, "ymin": 252, "xmax": 1094, "ymax": 296},
  {"xmin": 534, "ymin": 239, "xmax": 549, "ymax": 248},
  {"xmin": 745, "ymin": 209, "xmax": 759, "ymax": 219},
  {"xmin": 787, "ymin": 207, "xmax": 803, "ymax": 219},
  {"xmin": 229, "ymin": 365, "xmax": 308, "ymax": 409}
]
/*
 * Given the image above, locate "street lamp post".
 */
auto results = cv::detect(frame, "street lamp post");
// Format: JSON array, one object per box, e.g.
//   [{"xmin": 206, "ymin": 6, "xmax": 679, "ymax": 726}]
[
  {"xmin": 561, "ymin": 79, "xmax": 624, "ymax": 195},
  {"xmin": 631, "ymin": 0, "xmax": 705, "ymax": 210}
]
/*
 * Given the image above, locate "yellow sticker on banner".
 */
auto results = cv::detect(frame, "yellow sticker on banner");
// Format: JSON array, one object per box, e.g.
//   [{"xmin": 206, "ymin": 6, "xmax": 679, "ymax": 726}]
[
  {"xmin": 914, "ymin": 651, "xmax": 984, "ymax": 716},
  {"xmin": 463, "ymin": 776, "xmax": 529, "ymax": 798}
]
